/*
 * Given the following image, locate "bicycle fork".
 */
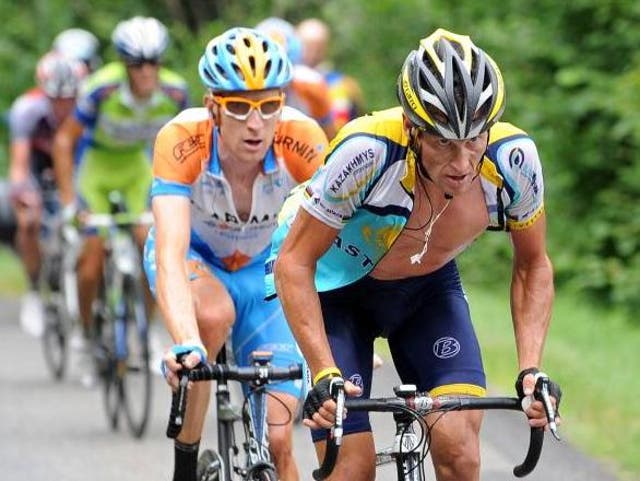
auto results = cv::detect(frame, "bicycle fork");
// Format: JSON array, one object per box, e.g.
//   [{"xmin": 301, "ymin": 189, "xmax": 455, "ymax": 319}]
[
  {"xmin": 215, "ymin": 380, "xmax": 240, "ymax": 481},
  {"xmin": 390, "ymin": 409, "xmax": 424, "ymax": 481}
]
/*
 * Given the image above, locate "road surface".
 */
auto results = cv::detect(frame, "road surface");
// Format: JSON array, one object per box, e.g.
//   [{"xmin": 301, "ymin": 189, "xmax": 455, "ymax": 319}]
[{"xmin": 0, "ymin": 296, "xmax": 619, "ymax": 480}]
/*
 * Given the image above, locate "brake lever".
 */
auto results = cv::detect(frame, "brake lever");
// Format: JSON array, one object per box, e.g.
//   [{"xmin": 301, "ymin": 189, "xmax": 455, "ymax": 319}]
[
  {"xmin": 331, "ymin": 378, "xmax": 346, "ymax": 445},
  {"xmin": 534, "ymin": 373, "xmax": 561, "ymax": 441}
]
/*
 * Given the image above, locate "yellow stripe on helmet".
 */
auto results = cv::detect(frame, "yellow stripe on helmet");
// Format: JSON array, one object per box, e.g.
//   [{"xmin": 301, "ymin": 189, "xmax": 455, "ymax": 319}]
[
  {"xmin": 401, "ymin": 66, "xmax": 433, "ymax": 127},
  {"xmin": 234, "ymin": 33, "xmax": 266, "ymax": 90},
  {"xmin": 421, "ymin": 28, "xmax": 475, "ymax": 74}
]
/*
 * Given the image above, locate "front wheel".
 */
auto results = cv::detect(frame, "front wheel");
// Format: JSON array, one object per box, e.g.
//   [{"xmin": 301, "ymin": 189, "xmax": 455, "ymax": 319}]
[
  {"xmin": 41, "ymin": 303, "xmax": 67, "ymax": 380},
  {"xmin": 120, "ymin": 275, "xmax": 152, "ymax": 438}
]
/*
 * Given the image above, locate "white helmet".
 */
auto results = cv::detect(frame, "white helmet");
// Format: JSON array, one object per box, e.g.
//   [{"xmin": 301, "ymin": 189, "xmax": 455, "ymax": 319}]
[
  {"xmin": 36, "ymin": 51, "xmax": 88, "ymax": 98},
  {"xmin": 111, "ymin": 16, "xmax": 169, "ymax": 62},
  {"xmin": 52, "ymin": 28, "xmax": 101, "ymax": 71}
]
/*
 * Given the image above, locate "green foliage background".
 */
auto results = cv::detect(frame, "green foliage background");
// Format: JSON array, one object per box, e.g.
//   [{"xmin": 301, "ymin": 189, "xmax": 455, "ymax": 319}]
[
  {"xmin": 2, "ymin": 1, "xmax": 640, "ymax": 477},
  {"xmin": 3, "ymin": 0, "xmax": 640, "ymax": 313}
]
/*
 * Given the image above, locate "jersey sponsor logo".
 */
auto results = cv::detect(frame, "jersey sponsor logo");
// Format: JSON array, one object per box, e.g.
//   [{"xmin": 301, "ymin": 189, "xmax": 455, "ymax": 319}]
[
  {"xmin": 325, "ymin": 147, "xmax": 376, "ymax": 198},
  {"xmin": 100, "ymin": 116, "xmax": 170, "ymax": 143},
  {"xmin": 173, "ymin": 134, "xmax": 205, "ymax": 163},
  {"xmin": 348, "ymin": 373, "xmax": 364, "ymax": 397},
  {"xmin": 433, "ymin": 336, "xmax": 461, "ymax": 359},
  {"xmin": 508, "ymin": 146, "xmax": 540, "ymax": 196},
  {"xmin": 333, "ymin": 235, "xmax": 374, "ymax": 268},
  {"xmin": 273, "ymin": 134, "xmax": 322, "ymax": 163},
  {"xmin": 207, "ymin": 211, "xmax": 279, "ymax": 225}
]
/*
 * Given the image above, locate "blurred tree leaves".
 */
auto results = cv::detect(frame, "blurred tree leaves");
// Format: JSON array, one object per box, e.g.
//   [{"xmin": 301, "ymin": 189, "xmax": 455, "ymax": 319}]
[{"xmin": 2, "ymin": 0, "xmax": 640, "ymax": 314}]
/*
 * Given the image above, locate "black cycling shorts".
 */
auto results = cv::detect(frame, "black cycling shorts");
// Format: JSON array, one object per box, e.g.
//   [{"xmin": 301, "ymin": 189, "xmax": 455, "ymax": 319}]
[{"xmin": 311, "ymin": 260, "xmax": 486, "ymax": 442}]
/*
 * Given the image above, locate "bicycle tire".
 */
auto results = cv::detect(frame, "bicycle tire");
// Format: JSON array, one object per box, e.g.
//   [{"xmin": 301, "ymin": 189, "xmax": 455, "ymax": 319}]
[
  {"xmin": 41, "ymin": 303, "xmax": 67, "ymax": 380},
  {"xmin": 197, "ymin": 449, "xmax": 224, "ymax": 481},
  {"xmin": 94, "ymin": 287, "xmax": 121, "ymax": 431},
  {"xmin": 120, "ymin": 274, "xmax": 152, "ymax": 438}
]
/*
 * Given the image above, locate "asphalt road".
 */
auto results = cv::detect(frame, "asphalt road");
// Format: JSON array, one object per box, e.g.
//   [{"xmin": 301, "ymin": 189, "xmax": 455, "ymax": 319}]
[{"xmin": 0, "ymin": 296, "xmax": 619, "ymax": 481}]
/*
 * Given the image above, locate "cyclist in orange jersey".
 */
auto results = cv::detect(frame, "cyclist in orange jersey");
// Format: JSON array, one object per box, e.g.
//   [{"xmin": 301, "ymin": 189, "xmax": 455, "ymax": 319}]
[
  {"xmin": 148, "ymin": 27, "xmax": 328, "ymax": 481},
  {"xmin": 297, "ymin": 17, "xmax": 366, "ymax": 132}
]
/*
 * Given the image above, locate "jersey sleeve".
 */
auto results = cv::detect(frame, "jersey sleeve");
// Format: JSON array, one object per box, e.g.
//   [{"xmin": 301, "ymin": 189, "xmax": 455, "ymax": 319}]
[
  {"xmin": 151, "ymin": 114, "xmax": 210, "ymax": 198},
  {"xmin": 276, "ymin": 111, "xmax": 329, "ymax": 183},
  {"xmin": 8, "ymin": 93, "xmax": 41, "ymax": 141},
  {"xmin": 497, "ymin": 136, "xmax": 545, "ymax": 230},
  {"xmin": 301, "ymin": 132, "xmax": 385, "ymax": 229}
]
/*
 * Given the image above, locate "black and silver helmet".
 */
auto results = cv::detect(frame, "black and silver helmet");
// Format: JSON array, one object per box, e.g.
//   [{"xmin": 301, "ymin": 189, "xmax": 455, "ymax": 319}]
[{"xmin": 397, "ymin": 28, "xmax": 506, "ymax": 139}]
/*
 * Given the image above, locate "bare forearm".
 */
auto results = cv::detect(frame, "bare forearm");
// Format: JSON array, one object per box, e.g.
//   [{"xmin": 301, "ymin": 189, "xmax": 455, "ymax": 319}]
[
  {"xmin": 510, "ymin": 254, "xmax": 554, "ymax": 369},
  {"xmin": 9, "ymin": 142, "xmax": 31, "ymax": 184},
  {"xmin": 275, "ymin": 259, "xmax": 335, "ymax": 376},
  {"xmin": 156, "ymin": 260, "xmax": 200, "ymax": 345}
]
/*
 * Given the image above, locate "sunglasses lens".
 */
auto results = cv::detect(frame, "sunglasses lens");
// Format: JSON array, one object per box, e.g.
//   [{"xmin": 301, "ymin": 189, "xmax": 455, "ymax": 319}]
[
  {"xmin": 259, "ymin": 99, "xmax": 283, "ymax": 117},
  {"xmin": 225, "ymin": 100, "xmax": 252, "ymax": 117},
  {"xmin": 127, "ymin": 59, "xmax": 160, "ymax": 68}
]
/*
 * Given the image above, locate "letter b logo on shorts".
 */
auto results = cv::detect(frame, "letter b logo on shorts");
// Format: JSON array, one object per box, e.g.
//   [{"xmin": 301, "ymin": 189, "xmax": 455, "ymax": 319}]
[{"xmin": 433, "ymin": 336, "xmax": 461, "ymax": 359}]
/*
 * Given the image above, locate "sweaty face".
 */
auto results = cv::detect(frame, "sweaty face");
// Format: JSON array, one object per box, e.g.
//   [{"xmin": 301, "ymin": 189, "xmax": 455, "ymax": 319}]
[
  {"xmin": 417, "ymin": 130, "xmax": 488, "ymax": 196},
  {"xmin": 213, "ymin": 88, "xmax": 283, "ymax": 166}
]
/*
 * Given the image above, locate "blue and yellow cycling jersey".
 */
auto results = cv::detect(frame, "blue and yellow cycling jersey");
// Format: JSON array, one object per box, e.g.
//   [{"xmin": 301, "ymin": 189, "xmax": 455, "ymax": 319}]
[{"xmin": 265, "ymin": 106, "xmax": 545, "ymax": 296}]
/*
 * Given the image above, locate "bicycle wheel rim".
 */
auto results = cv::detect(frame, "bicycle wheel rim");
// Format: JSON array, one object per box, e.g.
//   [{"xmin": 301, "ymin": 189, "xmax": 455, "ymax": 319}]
[
  {"xmin": 120, "ymin": 275, "xmax": 152, "ymax": 438},
  {"xmin": 41, "ymin": 304, "xmax": 67, "ymax": 380}
]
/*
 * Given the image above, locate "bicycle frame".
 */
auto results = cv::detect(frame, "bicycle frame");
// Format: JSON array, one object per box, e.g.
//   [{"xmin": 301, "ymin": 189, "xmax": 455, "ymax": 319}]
[
  {"xmin": 167, "ymin": 351, "xmax": 303, "ymax": 480},
  {"xmin": 85, "ymin": 192, "xmax": 153, "ymax": 437}
]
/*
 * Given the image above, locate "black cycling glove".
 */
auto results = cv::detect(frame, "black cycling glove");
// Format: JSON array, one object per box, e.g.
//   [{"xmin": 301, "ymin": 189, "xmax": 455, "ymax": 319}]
[
  {"xmin": 515, "ymin": 367, "xmax": 563, "ymax": 413},
  {"xmin": 303, "ymin": 372, "xmax": 344, "ymax": 420}
]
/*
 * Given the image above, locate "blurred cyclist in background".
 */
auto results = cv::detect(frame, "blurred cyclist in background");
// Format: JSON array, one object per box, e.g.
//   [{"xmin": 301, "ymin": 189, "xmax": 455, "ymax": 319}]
[
  {"xmin": 8, "ymin": 52, "xmax": 88, "ymax": 337},
  {"xmin": 52, "ymin": 28, "xmax": 102, "ymax": 72},
  {"xmin": 53, "ymin": 16, "xmax": 189, "ymax": 386},
  {"xmin": 256, "ymin": 17, "xmax": 336, "ymax": 140},
  {"xmin": 297, "ymin": 18, "xmax": 365, "ymax": 132}
]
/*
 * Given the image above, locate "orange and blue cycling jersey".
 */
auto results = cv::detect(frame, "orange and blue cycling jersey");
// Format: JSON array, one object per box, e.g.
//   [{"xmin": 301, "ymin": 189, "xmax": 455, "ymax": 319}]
[
  {"xmin": 149, "ymin": 105, "xmax": 328, "ymax": 271},
  {"xmin": 286, "ymin": 64, "xmax": 334, "ymax": 133}
]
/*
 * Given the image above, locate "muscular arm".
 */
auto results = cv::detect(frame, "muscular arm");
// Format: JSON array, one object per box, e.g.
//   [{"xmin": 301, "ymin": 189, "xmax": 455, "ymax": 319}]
[
  {"xmin": 509, "ymin": 213, "xmax": 554, "ymax": 370},
  {"xmin": 152, "ymin": 195, "xmax": 201, "ymax": 345},
  {"xmin": 52, "ymin": 116, "xmax": 84, "ymax": 205},
  {"xmin": 274, "ymin": 208, "xmax": 340, "ymax": 378}
]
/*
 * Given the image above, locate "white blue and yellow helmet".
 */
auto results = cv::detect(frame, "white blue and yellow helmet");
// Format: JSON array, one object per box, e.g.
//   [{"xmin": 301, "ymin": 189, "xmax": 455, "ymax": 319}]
[{"xmin": 198, "ymin": 27, "xmax": 293, "ymax": 92}]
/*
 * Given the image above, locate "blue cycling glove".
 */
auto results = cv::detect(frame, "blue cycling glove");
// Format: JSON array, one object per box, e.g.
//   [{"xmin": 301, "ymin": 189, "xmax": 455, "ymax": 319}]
[{"xmin": 160, "ymin": 343, "xmax": 208, "ymax": 379}]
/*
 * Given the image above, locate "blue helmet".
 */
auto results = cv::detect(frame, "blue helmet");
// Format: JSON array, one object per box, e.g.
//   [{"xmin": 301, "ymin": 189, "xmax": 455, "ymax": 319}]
[
  {"xmin": 255, "ymin": 17, "xmax": 302, "ymax": 65},
  {"xmin": 198, "ymin": 27, "xmax": 293, "ymax": 92}
]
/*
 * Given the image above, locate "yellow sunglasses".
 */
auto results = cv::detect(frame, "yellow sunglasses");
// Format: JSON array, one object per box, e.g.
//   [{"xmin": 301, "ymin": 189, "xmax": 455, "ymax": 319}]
[{"xmin": 213, "ymin": 94, "xmax": 285, "ymax": 121}]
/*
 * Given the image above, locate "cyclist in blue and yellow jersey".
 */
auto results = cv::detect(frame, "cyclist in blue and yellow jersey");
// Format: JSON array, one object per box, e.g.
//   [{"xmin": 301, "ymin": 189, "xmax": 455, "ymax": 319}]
[
  {"xmin": 146, "ymin": 27, "xmax": 327, "ymax": 481},
  {"xmin": 8, "ymin": 51, "xmax": 88, "ymax": 338},
  {"xmin": 53, "ymin": 16, "xmax": 189, "ymax": 386},
  {"xmin": 256, "ymin": 17, "xmax": 336, "ymax": 140},
  {"xmin": 297, "ymin": 17, "xmax": 366, "ymax": 132},
  {"xmin": 268, "ymin": 29, "xmax": 562, "ymax": 481}
]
